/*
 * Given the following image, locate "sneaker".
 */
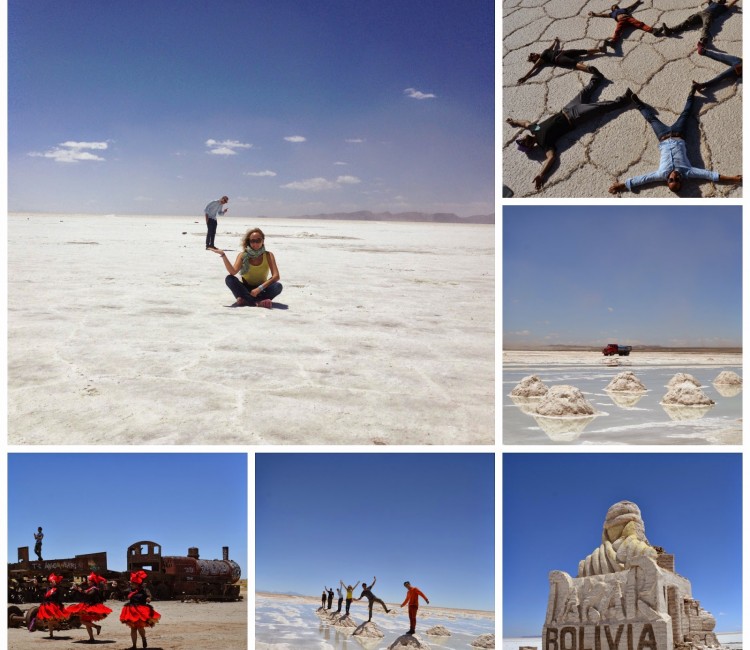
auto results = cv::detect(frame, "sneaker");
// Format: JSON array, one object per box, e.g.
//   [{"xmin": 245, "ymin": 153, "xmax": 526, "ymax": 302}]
[
  {"xmin": 588, "ymin": 65, "xmax": 603, "ymax": 78},
  {"xmin": 696, "ymin": 41, "xmax": 706, "ymax": 55}
]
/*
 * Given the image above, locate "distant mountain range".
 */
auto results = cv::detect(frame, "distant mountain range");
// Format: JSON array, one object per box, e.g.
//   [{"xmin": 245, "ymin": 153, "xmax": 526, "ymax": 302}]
[{"xmin": 260, "ymin": 210, "xmax": 494, "ymax": 224}]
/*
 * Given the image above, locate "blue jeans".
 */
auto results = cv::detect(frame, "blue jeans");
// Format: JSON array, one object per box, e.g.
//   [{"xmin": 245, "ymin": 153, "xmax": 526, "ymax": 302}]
[
  {"xmin": 206, "ymin": 218, "xmax": 218, "ymax": 248},
  {"xmin": 638, "ymin": 93, "xmax": 694, "ymax": 139},
  {"xmin": 702, "ymin": 49, "xmax": 742, "ymax": 88},
  {"xmin": 225, "ymin": 275, "xmax": 283, "ymax": 305}
]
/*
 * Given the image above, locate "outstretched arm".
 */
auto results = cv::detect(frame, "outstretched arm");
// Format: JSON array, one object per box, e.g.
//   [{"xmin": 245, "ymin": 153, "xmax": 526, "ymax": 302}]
[
  {"xmin": 506, "ymin": 117, "xmax": 532, "ymax": 130},
  {"xmin": 609, "ymin": 181, "xmax": 628, "ymax": 194},
  {"xmin": 588, "ymin": 10, "xmax": 609, "ymax": 17},
  {"xmin": 718, "ymin": 174, "xmax": 742, "ymax": 184},
  {"xmin": 534, "ymin": 148, "xmax": 557, "ymax": 190},
  {"xmin": 622, "ymin": 0, "xmax": 642, "ymax": 12},
  {"xmin": 518, "ymin": 60, "xmax": 543, "ymax": 83}
]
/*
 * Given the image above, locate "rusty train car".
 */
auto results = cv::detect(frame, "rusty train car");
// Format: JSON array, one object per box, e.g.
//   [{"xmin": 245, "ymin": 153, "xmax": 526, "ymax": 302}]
[
  {"xmin": 8, "ymin": 540, "xmax": 242, "ymax": 604},
  {"xmin": 126, "ymin": 540, "xmax": 242, "ymax": 601}
]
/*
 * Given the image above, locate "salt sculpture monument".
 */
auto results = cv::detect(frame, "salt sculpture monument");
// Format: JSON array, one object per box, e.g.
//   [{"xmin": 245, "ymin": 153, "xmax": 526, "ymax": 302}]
[{"xmin": 543, "ymin": 501, "xmax": 721, "ymax": 650}]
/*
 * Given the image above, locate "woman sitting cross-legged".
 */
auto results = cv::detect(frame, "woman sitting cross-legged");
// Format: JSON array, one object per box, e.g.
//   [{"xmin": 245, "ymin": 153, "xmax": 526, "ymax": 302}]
[{"xmin": 212, "ymin": 227, "xmax": 283, "ymax": 309}]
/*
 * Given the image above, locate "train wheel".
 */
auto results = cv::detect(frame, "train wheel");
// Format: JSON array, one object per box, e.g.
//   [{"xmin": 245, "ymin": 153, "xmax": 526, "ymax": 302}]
[
  {"xmin": 8, "ymin": 605, "xmax": 23, "ymax": 628},
  {"xmin": 25, "ymin": 606, "xmax": 40, "ymax": 631}
]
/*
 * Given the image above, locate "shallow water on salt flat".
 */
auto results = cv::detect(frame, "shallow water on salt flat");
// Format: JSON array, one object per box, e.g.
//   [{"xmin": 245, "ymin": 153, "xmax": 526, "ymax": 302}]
[
  {"xmin": 255, "ymin": 598, "xmax": 495, "ymax": 649},
  {"xmin": 503, "ymin": 365, "xmax": 742, "ymax": 445}
]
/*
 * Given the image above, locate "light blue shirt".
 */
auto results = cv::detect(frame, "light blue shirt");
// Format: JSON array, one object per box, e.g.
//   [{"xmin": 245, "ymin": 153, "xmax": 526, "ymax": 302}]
[
  {"xmin": 204, "ymin": 200, "xmax": 226, "ymax": 220},
  {"xmin": 625, "ymin": 138, "xmax": 720, "ymax": 190}
]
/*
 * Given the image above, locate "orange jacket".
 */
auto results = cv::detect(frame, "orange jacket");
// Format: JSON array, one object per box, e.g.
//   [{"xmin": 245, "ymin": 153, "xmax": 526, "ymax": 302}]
[{"xmin": 401, "ymin": 586, "xmax": 428, "ymax": 607}]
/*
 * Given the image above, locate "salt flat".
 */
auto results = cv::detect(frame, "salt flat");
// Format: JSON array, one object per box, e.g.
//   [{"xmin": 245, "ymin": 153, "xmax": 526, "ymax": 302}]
[
  {"xmin": 502, "ymin": 0, "xmax": 742, "ymax": 198},
  {"xmin": 8, "ymin": 214, "xmax": 494, "ymax": 445},
  {"xmin": 503, "ymin": 351, "xmax": 742, "ymax": 444}
]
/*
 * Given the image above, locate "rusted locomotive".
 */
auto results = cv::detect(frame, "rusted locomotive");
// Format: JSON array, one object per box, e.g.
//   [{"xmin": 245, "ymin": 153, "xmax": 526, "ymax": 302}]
[
  {"xmin": 126, "ymin": 541, "xmax": 242, "ymax": 601},
  {"xmin": 8, "ymin": 540, "xmax": 242, "ymax": 605}
]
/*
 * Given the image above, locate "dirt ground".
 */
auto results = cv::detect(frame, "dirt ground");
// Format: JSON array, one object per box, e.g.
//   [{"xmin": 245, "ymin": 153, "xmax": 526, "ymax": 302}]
[{"xmin": 7, "ymin": 599, "xmax": 247, "ymax": 650}]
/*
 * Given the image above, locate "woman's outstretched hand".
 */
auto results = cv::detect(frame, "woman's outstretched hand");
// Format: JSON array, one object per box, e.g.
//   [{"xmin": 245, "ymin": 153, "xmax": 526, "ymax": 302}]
[{"xmin": 210, "ymin": 248, "xmax": 225, "ymax": 255}]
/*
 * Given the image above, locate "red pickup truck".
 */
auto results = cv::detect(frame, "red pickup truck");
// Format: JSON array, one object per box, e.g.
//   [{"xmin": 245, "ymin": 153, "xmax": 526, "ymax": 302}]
[{"xmin": 602, "ymin": 343, "xmax": 632, "ymax": 356}]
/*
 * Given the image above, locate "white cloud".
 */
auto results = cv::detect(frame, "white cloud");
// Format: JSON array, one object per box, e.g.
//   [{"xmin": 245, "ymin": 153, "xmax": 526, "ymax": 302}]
[
  {"xmin": 334, "ymin": 161, "xmax": 348, "ymax": 166},
  {"xmin": 404, "ymin": 87, "xmax": 437, "ymax": 100},
  {"xmin": 29, "ymin": 140, "xmax": 108, "ymax": 163},
  {"xmin": 336, "ymin": 175, "xmax": 361, "ymax": 185},
  {"xmin": 345, "ymin": 138, "xmax": 364, "ymax": 143},
  {"xmin": 608, "ymin": 307, "xmax": 614, "ymax": 312},
  {"xmin": 281, "ymin": 175, "xmax": 362, "ymax": 192},
  {"xmin": 245, "ymin": 170, "xmax": 277, "ymax": 177},
  {"xmin": 284, "ymin": 135, "xmax": 307, "ymax": 143},
  {"xmin": 205, "ymin": 139, "xmax": 253, "ymax": 155},
  {"xmin": 282, "ymin": 178, "xmax": 338, "ymax": 191}
]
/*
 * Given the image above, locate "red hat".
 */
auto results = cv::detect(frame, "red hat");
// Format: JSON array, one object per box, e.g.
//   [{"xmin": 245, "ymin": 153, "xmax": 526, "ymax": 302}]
[
  {"xmin": 48, "ymin": 573, "xmax": 63, "ymax": 585},
  {"xmin": 129, "ymin": 570, "xmax": 148, "ymax": 585},
  {"xmin": 88, "ymin": 572, "xmax": 106, "ymax": 585}
]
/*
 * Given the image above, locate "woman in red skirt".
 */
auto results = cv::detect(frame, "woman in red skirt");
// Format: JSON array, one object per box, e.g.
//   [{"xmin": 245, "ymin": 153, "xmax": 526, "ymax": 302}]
[
  {"xmin": 36, "ymin": 573, "xmax": 69, "ymax": 638},
  {"xmin": 120, "ymin": 571, "xmax": 161, "ymax": 649},
  {"xmin": 66, "ymin": 573, "xmax": 113, "ymax": 642}
]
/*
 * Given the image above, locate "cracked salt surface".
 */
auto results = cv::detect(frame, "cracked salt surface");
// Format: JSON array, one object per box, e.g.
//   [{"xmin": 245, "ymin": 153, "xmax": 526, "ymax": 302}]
[{"xmin": 502, "ymin": 0, "xmax": 742, "ymax": 197}]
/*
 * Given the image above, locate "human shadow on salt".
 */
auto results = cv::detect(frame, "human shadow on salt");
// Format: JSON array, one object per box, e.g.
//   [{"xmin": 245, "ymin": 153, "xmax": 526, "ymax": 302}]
[{"xmin": 71, "ymin": 642, "xmax": 117, "ymax": 646}]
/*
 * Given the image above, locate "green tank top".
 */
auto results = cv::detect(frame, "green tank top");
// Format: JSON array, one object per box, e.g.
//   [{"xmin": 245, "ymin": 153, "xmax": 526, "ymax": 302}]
[{"xmin": 241, "ymin": 252, "xmax": 270, "ymax": 288}]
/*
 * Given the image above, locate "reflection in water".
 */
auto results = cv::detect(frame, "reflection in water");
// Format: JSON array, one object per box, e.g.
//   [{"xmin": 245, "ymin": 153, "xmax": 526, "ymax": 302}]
[
  {"xmin": 532, "ymin": 414, "xmax": 597, "ymax": 442},
  {"xmin": 605, "ymin": 390, "xmax": 646, "ymax": 409},
  {"xmin": 660, "ymin": 403, "xmax": 715, "ymax": 421},
  {"xmin": 713, "ymin": 383, "xmax": 743, "ymax": 398},
  {"xmin": 509, "ymin": 394, "xmax": 543, "ymax": 415}
]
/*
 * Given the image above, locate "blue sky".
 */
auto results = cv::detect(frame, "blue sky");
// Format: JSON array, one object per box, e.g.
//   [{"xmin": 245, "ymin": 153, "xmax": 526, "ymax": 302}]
[
  {"xmin": 8, "ymin": 0, "xmax": 493, "ymax": 217},
  {"xmin": 8, "ymin": 454, "xmax": 248, "ymax": 576},
  {"xmin": 503, "ymin": 205, "xmax": 742, "ymax": 347},
  {"xmin": 503, "ymin": 453, "xmax": 742, "ymax": 637},
  {"xmin": 255, "ymin": 453, "xmax": 495, "ymax": 611}
]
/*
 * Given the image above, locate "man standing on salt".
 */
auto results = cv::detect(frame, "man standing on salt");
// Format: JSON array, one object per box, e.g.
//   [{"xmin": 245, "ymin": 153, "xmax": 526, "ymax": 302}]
[
  {"xmin": 401, "ymin": 581, "xmax": 429, "ymax": 635},
  {"xmin": 204, "ymin": 195, "xmax": 228, "ymax": 250}
]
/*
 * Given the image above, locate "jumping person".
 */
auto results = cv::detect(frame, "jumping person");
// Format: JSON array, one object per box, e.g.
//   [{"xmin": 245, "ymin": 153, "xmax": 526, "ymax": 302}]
[
  {"xmin": 356, "ymin": 576, "xmax": 390, "ymax": 622},
  {"xmin": 664, "ymin": 0, "xmax": 739, "ymax": 48},
  {"xmin": 518, "ymin": 37, "xmax": 606, "ymax": 83},
  {"xmin": 608, "ymin": 89, "xmax": 742, "ymax": 194},
  {"xmin": 693, "ymin": 46, "xmax": 742, "ymax": 91},
  {"xmin": 36, "ymin": 573, "xmax": 69, "ymax": 639},
  {"xmin": 34, "ymin": 527, "xmax": 44, "ymax": 561},
  {"xmin": 336, "ymin": 586, "xmax": 344, "ymax": 613},
  {"xmin": 588, "ymin": 1, "xmax": 667, "ymax": 47},
  {"xmin": 204, "ymin": 195, "xmax": 228, "ymax": 250},
  {"xmin": 340, "ymin": 579, "xmax": 360, "ymax": 615},
  {"xmin": 120, "ymin": 571, "xmax": 161, "ymax": 649},
  {"xmin": 507, "ymin": 74, "xmax": 633, "ymax": 189},
  {"xmin": 211, "ymin": 227, "xmax": 283, "ymax": 309},
  {"xmin": 401, "ymin": 581, "xmax": 429, "ymax": 635},
  {"xmin": 66, "ymin": 573, "xmax": 113, "ymax": 643}
]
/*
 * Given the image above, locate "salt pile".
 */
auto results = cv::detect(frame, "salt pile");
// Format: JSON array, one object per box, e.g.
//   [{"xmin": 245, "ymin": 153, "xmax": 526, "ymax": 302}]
[
  {"xmin": 510, "ymin": 374, "xmax": 549, "ymax": 398},
  {"xmin": 713, "ymin": 371, "xmax": 742, "ymax": 385},
  {"xmin": 534, "ymin": 385, "xmax": 595, "ymax": 417},
  {"xmin": 333, "ymin": 614, "xmax": 357, "ymax": 628},
  {"xmin": 667, "ymin": 373, "xmax": 701, "ymax": 388},
  {"xmin": 661, "ymin": 382, "xmax": 715, "ymax": 406},
  {"xmin": 471, "ymin": 633, "xmax": 496, "ymax": 648},
  {"xmin": 388, "ymin": 634, "xmax": 432, "ymax": 648},
  {"xmin": 605, "ymin": 371, "xmax": 647, "ymax": 393},
  {"xmin": 353, "ymin": 621, "xmax": 384, "ymax": 638},
  {"xmin": 426, "ymin": 625, "xmax": 451, "ymax": 636}
]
